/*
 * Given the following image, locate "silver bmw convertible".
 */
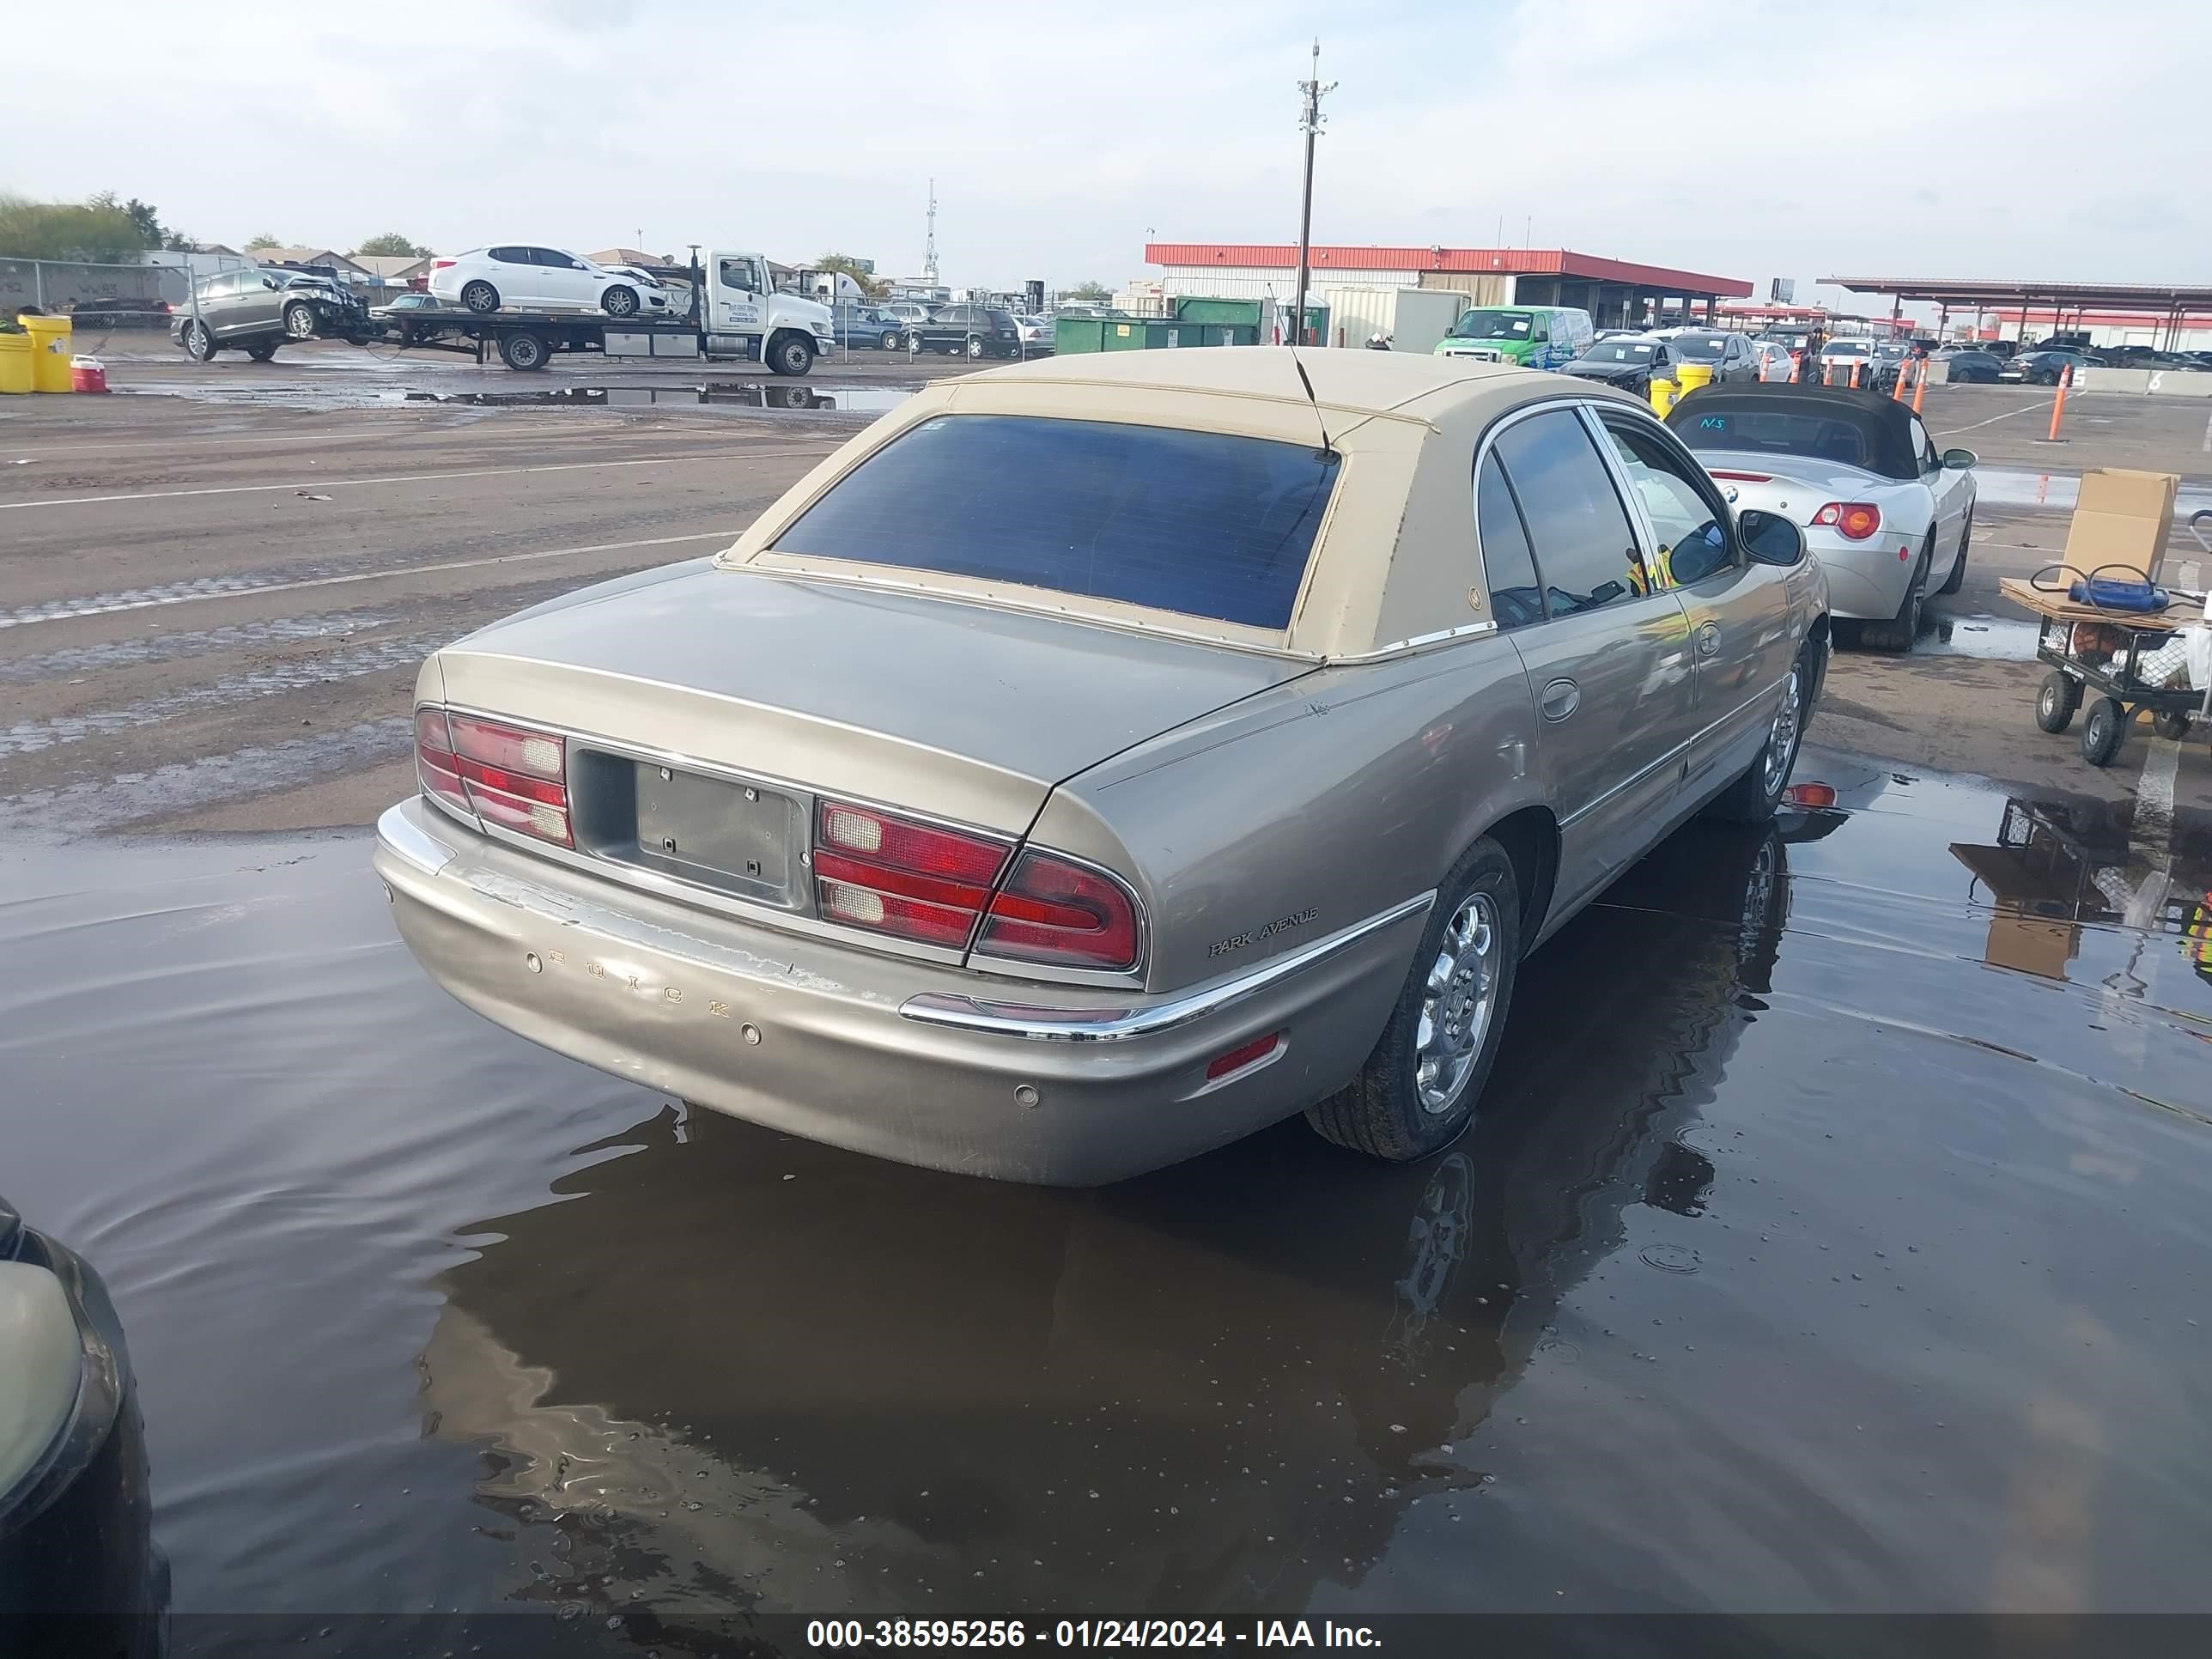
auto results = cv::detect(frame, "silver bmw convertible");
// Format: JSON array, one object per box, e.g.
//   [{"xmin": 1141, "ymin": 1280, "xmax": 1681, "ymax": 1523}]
[{"xmin": 375, "ymin": 349, "xmax": 1829, "ymax": 1184}]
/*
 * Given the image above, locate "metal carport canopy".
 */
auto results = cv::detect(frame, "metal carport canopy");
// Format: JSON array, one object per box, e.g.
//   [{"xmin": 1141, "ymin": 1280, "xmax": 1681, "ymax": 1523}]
[{"xmin": 1823, "ymin": 276, "xmax": 2212, "ymax": 311}]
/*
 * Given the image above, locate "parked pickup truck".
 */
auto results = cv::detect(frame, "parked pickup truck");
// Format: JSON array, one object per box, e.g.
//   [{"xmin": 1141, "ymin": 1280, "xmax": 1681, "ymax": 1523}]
[{"xmin": 387, "ymin": 249, "xmax": 836, "ymax": 375}]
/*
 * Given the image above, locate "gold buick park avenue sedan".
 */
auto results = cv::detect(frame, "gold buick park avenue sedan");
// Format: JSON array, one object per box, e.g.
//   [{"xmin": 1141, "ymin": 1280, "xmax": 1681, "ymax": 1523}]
[{"xmin": 374, "ymin": 349, "xmax": 1828, "ymax": 1184}]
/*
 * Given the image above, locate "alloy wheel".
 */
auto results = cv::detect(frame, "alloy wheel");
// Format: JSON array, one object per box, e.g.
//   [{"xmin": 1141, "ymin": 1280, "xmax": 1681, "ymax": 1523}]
[
  {"xmin": 1762, "ymin": 668, "xmax": 1803, "ymax": 797},
  {"xmin": 1414, "ymin": 892, "xmax": 1500, "ymax": 1115}
]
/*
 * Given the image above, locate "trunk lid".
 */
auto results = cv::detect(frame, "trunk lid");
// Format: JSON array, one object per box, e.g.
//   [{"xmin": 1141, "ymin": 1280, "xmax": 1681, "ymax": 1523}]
[
  {"xmin": 1697, "ymin": 448, "xmax": 1883, "ymax": 521},
  {"xmin": 432, "ymin": 561, "xmax": 1313, "ymax": 836}
]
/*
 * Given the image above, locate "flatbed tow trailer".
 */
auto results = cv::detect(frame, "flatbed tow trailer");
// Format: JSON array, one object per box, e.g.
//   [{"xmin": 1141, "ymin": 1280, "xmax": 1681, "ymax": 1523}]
[
  {"xmin": 394, "ymin": 309, "xmax": 726, "ymax": 373},
  {"xmin": 392, "ymin": 251, "xmax": 835, "ymax": 375}
]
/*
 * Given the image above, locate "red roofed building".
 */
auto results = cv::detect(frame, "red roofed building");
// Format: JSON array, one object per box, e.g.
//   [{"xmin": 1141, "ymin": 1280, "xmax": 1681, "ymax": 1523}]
[{"xmin": 1142, "ymin": 243, "xmax": 1752, "ymax": 333}]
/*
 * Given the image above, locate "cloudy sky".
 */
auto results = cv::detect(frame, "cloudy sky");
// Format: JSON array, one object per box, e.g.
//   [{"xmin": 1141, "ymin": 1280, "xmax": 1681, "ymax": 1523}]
[{"xmin": 6, "ymin": 0, "xmax": 2204, "ymax": 301}]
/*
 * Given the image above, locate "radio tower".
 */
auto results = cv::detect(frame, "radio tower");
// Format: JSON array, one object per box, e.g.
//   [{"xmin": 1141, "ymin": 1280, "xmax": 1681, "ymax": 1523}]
[{"xmin": 922, "ymin": 179, "xmax": 939, "ymax": 285}]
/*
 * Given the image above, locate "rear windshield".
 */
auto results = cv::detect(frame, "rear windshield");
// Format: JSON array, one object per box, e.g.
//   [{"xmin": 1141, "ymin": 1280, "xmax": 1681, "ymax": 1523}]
[
  {"xmin": 769, "ymin": 415, "xmax": 1340, "ymax": 629},
  {"xmin": 1674, "ymin": 402, "xmax": 1872, "ymax": 471}
]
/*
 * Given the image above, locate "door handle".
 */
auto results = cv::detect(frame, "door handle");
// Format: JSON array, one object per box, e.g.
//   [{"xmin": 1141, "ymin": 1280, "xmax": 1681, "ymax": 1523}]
[
  {"xmin": 1695, "ymin": 619, "xmax": 1722, "ymax": 656},
  {"xmin": 1540, "ymin": 678, "xmax": 1580, "ymax": 721}
]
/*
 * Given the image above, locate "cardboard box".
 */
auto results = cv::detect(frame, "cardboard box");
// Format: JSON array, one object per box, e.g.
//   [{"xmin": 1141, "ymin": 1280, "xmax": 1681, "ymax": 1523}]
[{"xmin": 2062, "ymin": 468, "xmax": 2179, "ymax": 584}]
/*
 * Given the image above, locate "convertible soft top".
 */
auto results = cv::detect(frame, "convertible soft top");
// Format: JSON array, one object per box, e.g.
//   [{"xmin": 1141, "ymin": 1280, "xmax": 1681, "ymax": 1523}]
[{"xmin": 1667, "ymin": 384, "xmax": 1922, "ymax": 482}]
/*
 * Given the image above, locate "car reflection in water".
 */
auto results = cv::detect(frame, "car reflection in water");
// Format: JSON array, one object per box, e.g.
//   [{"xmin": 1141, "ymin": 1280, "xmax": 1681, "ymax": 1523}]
[{"xmin": 415, "ymin": 815, "xmax": 1822, "ymax": 1632}]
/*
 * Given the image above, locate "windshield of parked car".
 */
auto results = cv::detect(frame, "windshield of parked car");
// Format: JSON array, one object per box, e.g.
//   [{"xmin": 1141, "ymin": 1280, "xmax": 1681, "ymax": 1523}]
[
  {"xmin": 770, "ymin": 415, "xmax": 1340, "ymax": 630},
  {"xmin": 1824, "ymin": 340, "xmax": 1871, "ymax": 356},
  {"xmin": 1670, "ymin": 335, "xmax": 1729, "ymax": 361},
  {"xmin": 1449, "ymin": 309, "xmax": 1534, "ymax": 340},
  {"xmin": 1581, "ymin": 341, "xmax": 1660, "ymax": 362}
]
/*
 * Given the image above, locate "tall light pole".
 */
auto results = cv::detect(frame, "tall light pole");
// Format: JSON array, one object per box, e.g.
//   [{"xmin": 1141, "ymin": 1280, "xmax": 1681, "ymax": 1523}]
[{"xmin": 1291, "ymin": 39, "xmax": 1334, "ymax": 348}]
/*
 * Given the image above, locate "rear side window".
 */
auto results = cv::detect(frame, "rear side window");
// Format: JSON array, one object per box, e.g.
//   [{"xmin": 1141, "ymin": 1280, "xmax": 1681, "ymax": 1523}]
[
  {"xmin": 1474, "ymin": 453, "xmax": 1545, "ymax": 631},
  {"xmin": 1490, "ymin": 410, "xmax": 1647, "ymax": 617},
  {"xmin": 488, "ymin": 246, "xmax": 526, "ymax": 264},
  {"xmin": 771, "ymin": 416, "xmax": 1340, "ymax": 629}
]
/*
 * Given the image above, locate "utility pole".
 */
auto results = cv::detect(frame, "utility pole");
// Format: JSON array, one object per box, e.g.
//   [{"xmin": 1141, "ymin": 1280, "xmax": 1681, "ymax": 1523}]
[
  {"xmin": 1291, "ymin": 39, "xmax": 1334, "ymax": 349},
  {"xmin": 923, "ymin": 179, "xmax": 939, "ymax": 287}
]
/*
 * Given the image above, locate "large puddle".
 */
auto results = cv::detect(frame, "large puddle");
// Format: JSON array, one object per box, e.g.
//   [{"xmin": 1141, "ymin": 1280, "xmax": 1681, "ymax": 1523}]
[
  {"xmin": 6, "ymin": 752, "xmax": 2212, "ymax": 1644},
  {"xmin": 404, "ymin": 383, "xmax": 912, "ymax": 413}
]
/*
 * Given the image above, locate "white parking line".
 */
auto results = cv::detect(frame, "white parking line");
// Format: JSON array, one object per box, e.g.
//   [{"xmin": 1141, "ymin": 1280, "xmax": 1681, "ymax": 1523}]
[
  {"xmin": 1936, "ymin": 399, "xmax": 2056, "ymax": 435},
  {"xmin": 0, "ymin": 529, "xmax": 739, "ymax": 630},
  {"xmin": 0, "ymin": 445, "xmax": 836, "ymax": 511}
]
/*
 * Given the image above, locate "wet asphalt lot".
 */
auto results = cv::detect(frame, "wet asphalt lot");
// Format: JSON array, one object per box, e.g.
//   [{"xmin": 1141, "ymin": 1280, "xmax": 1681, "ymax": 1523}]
[{"xmin": 5, "ymin": 348, "xmax": 2212, "ymax": 1647}]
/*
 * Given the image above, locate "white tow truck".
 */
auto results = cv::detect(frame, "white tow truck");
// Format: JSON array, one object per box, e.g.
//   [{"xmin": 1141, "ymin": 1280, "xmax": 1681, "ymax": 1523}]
[{"xmin": 392, "ymin": 250, "xmax": 836, "ymax": 375}]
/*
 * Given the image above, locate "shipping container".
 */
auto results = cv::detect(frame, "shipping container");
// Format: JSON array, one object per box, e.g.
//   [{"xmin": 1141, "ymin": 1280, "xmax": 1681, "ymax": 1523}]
[{"xmin": 1316, "ymin": 286, "xmax": 1468, "ymax": 355}]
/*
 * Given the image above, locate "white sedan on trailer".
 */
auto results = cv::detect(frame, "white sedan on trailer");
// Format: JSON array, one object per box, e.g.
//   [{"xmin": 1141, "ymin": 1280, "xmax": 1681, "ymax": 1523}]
[
  {"xmin": 1668, "ymin": 384, "xmax": 1976, "ymax": 652},
  {"xmin": 428, "ymin": 245, "xmax": 674, "ymax": 317}
]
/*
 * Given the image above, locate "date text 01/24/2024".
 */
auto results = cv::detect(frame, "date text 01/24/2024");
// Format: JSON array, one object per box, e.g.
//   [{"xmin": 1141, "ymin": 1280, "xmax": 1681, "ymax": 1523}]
[{"xmin": 805, "ymin": 1620, "xmax": 1382, "ymax": 1649}]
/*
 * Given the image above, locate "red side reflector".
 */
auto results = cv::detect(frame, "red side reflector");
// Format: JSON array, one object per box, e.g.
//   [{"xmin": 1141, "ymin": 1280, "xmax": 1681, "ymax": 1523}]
[
  {"xmin": 1782, "ymin": 782, "xmax": 1838, "ymax": 808},
  {"xmin": 1206, "ymin": 1031, "xmax": 1282, "ymax": 1081}
]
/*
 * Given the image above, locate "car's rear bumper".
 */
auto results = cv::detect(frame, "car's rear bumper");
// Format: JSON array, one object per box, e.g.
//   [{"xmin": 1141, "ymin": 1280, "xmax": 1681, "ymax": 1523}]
[
  {"xmin": 1809, "ymin": 534, "xmax": 1918, "ymax": 620},
  {"xmin": 374, "ymin": 798, "xmax": 1428, "ymax": 1186}
]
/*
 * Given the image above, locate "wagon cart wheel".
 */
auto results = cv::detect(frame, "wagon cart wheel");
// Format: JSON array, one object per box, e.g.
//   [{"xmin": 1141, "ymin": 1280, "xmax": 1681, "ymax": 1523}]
[
  {"xmin": 2152, "ymin": 708, "xmax": 2192, "ymax": 741},
  {"xmin": 2079, "ymin": 696, "xmax": 2130, "ymax": 767},
  {"xmin": 2035, "ymin": 672, "xmax": 2081, "ymax": 733},
  {"xmin": 1305, "ymin": 836, "xmax": 1521, "ymax": 1163}
]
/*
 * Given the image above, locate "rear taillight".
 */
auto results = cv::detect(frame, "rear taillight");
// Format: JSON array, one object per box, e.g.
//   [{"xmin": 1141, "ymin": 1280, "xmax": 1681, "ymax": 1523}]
[
  {"xmin": 976, "ymin": 852, "xmax": 1142, "ymax": 972},
  {"xmin": 415, "ymin": 708, "xmax": 571, "ymax": 847},
  {"xmin": 1811, "ymin": 501, "xmax": 1881, "ymax": 540},
  {"xmin": 432, "ymin": 259, "xmax": 455, "ymax": 270},
  {"xmin": 811, "ymin": 799, "xmax": 1144, "ymax": 970},
  {"xmin": 813, "ymin": 800, "xmax": 1010, "ymax": 950}
]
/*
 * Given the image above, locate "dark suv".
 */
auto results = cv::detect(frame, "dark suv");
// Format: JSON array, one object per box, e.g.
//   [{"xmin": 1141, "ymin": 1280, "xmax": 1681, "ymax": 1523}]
[
  {"xmin": 169, "ymin": 267, "xmax": 372, "ymax": 362},
  {"xmin": 904, "ymin": 304, "xmax": 1024, "ymax": 359}
]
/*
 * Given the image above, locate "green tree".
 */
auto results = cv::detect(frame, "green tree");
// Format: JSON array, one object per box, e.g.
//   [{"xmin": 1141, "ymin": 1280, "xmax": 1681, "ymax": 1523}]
[
  {"xmin": 353, "ymin": 232, "xmax": 433, "ymax": 258},
  {"xmin": 0, "ymin": 193, "xmax": 149, "ymax": 262},
  {"xmin": 245, "ymin": 233, "xmax": 283, "ymax": 251},
  {"xmin": 812, "ymin": 251, "xmax": 887, "ymax": 301},
  {"xmin": 123, "ymin": 198, "xmax": 165, "ymax": 246},
  {"xmin": 1065, "ymin": 280, "xmax": 1112, "ymax": 302}
]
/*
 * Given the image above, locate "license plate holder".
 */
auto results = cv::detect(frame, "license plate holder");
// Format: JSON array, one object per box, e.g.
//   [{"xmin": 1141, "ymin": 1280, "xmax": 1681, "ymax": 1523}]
[{"xmin": 630, "ymin": 764, "xmax": 802, "ymax": 905}]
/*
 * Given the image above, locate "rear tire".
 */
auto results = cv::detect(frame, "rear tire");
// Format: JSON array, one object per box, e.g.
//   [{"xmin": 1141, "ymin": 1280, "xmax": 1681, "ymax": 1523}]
[
  {"xmin": 1937, "ymin": 510, "xmax": 1971, "ymax": 595},
  {"xmin": 180, "ymin": 319, "xmax": 216, "ymax": 362},
  {"xmin": 495, "ymin": 331, "xmax": 549, "ymax": 371},
  {"xmin": 1305, "ymin": 838, "xmax": 1521, "ymax": 1164},
  {"xmin": 461, "ymin": 281, "xmax": 500, "ymax": 314},
  {"xmin": 2035, "ymin": 672, "xmax": 2081, "ymax": 733},
  {"xmin": 1705, "ymin": 651, "xmax": 1811, "ymax": 823},
  {"xmin": 1865, "ymin": 538, "xmax": 1931, "ymax": 653},
  {"xmin": 2080, "ymin": 696, "xmax": 2129, "ymax": 767}
]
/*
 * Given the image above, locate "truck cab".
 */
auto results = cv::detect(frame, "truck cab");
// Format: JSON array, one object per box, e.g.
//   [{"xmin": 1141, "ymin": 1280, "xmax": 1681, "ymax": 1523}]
[{"xmin": 703, "ymin": 251, "xmax": 835, "ymax": 376}]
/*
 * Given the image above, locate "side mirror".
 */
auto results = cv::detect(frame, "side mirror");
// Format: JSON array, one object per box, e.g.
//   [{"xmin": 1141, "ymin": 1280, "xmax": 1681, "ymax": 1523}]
[
  {"xmin": 1942, "ymin": 447, "xmax": 1976, "ymax": 470},
  {"xmin": 1740, "ymin": 509, "xmax": 1807, "ymax": 567}
]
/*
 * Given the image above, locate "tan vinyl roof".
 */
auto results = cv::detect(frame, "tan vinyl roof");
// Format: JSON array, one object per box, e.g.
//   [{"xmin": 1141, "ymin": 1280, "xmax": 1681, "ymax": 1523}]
[
  {"xmin": 720, "ymin": 348, "xmax": 1640, "ymax": 660},
  {"xmin": 968, "ymin": 345, "xmax": 1524, "ymax": 418}
]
